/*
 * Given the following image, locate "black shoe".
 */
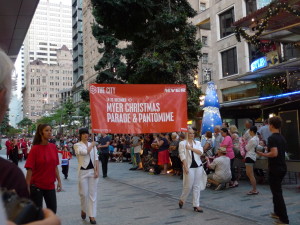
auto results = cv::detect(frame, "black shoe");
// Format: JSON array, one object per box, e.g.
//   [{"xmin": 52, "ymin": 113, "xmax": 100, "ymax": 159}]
[
  {"xmin": 178, "ymin": 200, "xmax": 183, "ymax": 209},
  {"xmin": 103, "ymin": 175, "xmax": 107, "ymax": 178},
  {"xmin": 129, "ymin": 167, "xmax": 138, "ymax": 170},
  {"xmin": 81, "ymin": 211, "xmax": 86, "ymax": 220},
  {"xmin": 193, "ymin": 207, "xmax": 203, "ymax": 213},
  {"xmin": 89, "ymin": 217, "xmax": 97, "ymax": 224}
]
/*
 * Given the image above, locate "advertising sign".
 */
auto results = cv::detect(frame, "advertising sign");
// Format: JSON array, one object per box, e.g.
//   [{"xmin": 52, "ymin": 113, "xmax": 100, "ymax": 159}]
[
  {"xmin": 251, "ymin": 56, "xmax": 267, "ymax": 72},
  {"xmin": 89, "ymin": 84, "xmax": 188, "ymax": 134}
]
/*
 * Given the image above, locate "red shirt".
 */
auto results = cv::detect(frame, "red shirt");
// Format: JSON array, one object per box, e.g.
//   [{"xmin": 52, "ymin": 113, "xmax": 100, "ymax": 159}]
[
  {"xmin": 25, "ymin": 143, "xmax": 59, "ymax": 190},
  {"xmin": 58, "ymin": 150, "xmax": 72, "ymax": 159}
]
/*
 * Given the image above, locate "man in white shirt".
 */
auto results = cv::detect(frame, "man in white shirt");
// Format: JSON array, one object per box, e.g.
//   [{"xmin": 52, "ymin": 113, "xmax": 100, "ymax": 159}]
[{"xmin": 258, "ymin": 119, "xmax": 272, "ymax": 144}]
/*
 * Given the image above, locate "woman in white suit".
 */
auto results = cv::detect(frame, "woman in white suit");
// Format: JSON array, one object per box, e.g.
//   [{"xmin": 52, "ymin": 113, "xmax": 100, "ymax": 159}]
[
  {"xmin": 74, "ymin": 128, "xmax": 99, "ymax": 224},
  {"xmin": 178, "ymin": 128, "xmax": 204, "ymax": 212}
]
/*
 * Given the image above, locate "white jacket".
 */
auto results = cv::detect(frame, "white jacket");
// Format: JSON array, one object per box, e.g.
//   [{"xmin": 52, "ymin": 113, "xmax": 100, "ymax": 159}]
[
  {"xmin": 74, "ymin": 141, "xmax": 98, "ymax": 170},
  {"xmin": 179, "ymin": 140, "xmax": 203, "ymax": 168}
]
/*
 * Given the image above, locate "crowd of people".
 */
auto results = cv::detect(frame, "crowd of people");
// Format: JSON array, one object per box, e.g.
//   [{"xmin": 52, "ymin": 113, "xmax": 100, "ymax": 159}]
[{"xmin": 0, "ymin": 47, "xmax": 291, "ymax": 225}]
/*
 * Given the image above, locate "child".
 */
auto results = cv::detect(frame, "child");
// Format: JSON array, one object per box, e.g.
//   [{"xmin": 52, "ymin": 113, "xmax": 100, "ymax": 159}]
[{"xmin": 58, "ymin": 145, "xmax": 72, "ymax": 179}]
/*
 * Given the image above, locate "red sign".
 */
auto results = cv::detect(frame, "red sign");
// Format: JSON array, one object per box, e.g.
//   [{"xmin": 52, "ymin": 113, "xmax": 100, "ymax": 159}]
[{"xmin": 89, "ymin": 84, "xmax": 187, "ymax": 134}]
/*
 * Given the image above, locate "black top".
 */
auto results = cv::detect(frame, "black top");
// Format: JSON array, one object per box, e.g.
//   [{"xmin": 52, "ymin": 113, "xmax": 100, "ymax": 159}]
[
  {"xmin": 267, "ymin": 133, "xmax": 287, "ymax": 172},
  {"xmin": 80, "ymin": 159, "xmax": 94, "ymax": 170},
  {"xmin": 158, "ymin": 138, "xmax": 169, "ymax": 152},
  {"xmin": 190, "ymin": 151, "xmax": 199, "ymax": 168},
  {"xmin": 99, "ymin": 136, "xmax": 111, "ymax": 153}
]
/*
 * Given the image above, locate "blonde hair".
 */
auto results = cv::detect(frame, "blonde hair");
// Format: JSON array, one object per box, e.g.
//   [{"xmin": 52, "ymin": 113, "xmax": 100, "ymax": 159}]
[{"xmin": 229, "ymin": 125, "xmax": 238, "ymax": 134}]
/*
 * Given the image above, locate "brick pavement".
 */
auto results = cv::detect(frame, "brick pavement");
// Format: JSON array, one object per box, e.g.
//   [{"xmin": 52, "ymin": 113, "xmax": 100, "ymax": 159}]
[{"xmin": 1, "ymin": 147, "xmax": 299, "ymax": 225}]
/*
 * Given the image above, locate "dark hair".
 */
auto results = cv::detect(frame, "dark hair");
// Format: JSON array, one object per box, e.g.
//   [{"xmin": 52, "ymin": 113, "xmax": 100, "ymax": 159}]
[
  {"xmin": 269, "ymin": 116, "xmax": 282, "ymax": 129},
  {"xmin": 78, "ymin": 128, "xmax": 89, "ymax": 141},
  {"xmin": 32, "ymin": 124, "xmax": 51, "ymax": 145},
  {"xmin": 250, "ymin": 126, "xmax": 257, "ymax": 134},
  {"xmin": 221, "ymin": 127, "xmax": 230, "ymax": 136},
  {"xmin": 205, "ymin": 131, "xmax": 212, "ymax": 139},
  {"xmin": 223, "ymin": 122, "xmax": 229, "ymax": 127},
  {"xmin": 179, "ymin": 133, "xmax": 185, "ymax": 139}
]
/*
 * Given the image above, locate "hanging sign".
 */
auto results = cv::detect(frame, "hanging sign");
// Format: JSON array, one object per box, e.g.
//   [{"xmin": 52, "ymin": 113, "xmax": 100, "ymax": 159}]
[
  {"xmin": 89, "ymin": 84, "xmax": 188, "ymax": 134},
  {"xmin": 251, "ymin": 56, "xmax": 267, "ymax": 72}
]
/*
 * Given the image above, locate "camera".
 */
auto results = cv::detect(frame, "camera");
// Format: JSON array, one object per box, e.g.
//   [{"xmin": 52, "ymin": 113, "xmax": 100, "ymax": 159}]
[{"xmin": 1, "ymin": 189, "xmax": 44, "ymax": 224}]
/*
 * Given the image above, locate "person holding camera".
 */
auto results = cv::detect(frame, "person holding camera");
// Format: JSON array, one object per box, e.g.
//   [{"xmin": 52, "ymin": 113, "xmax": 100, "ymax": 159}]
[
  {"xmin": 0, "ymin": 48, "xmax": 61, "ymax": 225},
  {"xmin": 74, "ymin": 128, "xmax": 99, "ymax": 224},
  {"xmin": 25, "ymin": 124, "xmax": 62, "ymax": 214}
]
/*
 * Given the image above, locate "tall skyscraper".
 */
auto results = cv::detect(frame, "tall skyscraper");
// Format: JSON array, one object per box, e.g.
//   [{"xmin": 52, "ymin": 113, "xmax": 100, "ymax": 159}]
[
  {"xmin": 72, "ymin": 0, "xmax": 84, "ymax": 105},
  {"xmin": 11, "ymin": 0, "xmax": 73, "ymax": 123},
  {"xmin": 23, "ymin": 0, "xmax": 72, "ymax": 66}
]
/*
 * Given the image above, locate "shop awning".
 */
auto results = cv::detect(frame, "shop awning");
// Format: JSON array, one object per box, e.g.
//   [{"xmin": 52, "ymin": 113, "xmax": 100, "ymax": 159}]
[
  {"xmin": 0, "ymin": 0, "xmax": 39, "ymax": 61},
  {"xmin": 228, "ymin": 58, "xmax": 300, "ymax": 81}
]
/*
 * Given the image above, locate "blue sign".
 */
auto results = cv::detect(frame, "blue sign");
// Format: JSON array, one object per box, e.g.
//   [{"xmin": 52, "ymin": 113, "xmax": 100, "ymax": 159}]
[{"xmin": 251, "ymin": 57, "xmax": 267, "ymax": 72}]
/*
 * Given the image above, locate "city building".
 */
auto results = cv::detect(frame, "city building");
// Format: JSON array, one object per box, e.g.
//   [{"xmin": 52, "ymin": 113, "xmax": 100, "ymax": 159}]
[
  {"xmin": 82, "ymin": 0, "xmax": 102, "ymax": 89},
  {"xmin": 189, "ymin": 0, "xmax": 268, "ymax": 132},
  {"xmin": 230, "ymin": 0, "xmax": 300, "ymax": 163},
  {"xmin": 10, "ymin": 0, "xmax": 73, "ymax": 123},
  {"xmin": 23, "ymin": 46, "xmax": 73, "ymax": 122},
  {"xmin": 23, "ymin": 0, "xmax": 72, "ymax": 66},
  {"xmin": 0, "ymin": 0, "xmax": 39, "ymax": 127},
  {"xmin": 72, "ymin": 0, "xmax": 84, "ymax": 105}
]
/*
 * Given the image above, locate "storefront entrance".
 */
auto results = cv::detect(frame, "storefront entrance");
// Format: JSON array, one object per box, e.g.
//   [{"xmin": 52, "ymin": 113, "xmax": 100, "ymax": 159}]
[{"xmin": 279, "ymin": 110, "xmax": 300, "ymax": 160}]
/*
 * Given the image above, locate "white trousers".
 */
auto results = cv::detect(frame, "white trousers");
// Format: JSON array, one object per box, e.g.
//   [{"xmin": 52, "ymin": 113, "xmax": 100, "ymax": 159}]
[
  {"xmin": 180, "ymin": 166, "xmax": 203, "ymax": 207},
  {"xmin": 78, "ymin": 169, "xmax": 99, "ymax": 217}
]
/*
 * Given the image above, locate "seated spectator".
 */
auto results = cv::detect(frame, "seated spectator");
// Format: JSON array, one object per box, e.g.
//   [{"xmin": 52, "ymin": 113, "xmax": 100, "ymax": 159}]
[
  {"xmin": 169, "ymin": 133, "xmax": 181, "ymax": 176},
  {"xmin": 206, "ymin": 147, "xmax": 232, "ymax": 190}
]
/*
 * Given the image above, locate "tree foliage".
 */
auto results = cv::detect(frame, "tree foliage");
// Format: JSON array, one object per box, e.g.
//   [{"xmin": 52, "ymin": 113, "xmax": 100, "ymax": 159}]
[
  {"xmin": 17, "ymin": 117, "xmax": 33, "ymax": 128},
  {"xmin": 78, "ymin": 101, "xmax": 90, "ymax": 126},
  {"xmin": 0, "ymin": 112, "xmax": 10, "ymax": 134},
  {"xmin": 91, "ymin": 0, "xmax": 202, "ymax": 119}
]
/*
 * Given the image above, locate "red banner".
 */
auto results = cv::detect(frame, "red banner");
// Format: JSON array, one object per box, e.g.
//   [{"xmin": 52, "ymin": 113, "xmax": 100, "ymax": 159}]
[{"xmin": 89, "ymin": 84, "xmax": 187, "ymax": 134}]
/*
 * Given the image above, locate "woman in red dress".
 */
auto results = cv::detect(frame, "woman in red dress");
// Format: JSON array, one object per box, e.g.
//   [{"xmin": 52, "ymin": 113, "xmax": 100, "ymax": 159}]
[{"xmin": 25, "ymin": 124, "xmax": 62, "ymax": 213}]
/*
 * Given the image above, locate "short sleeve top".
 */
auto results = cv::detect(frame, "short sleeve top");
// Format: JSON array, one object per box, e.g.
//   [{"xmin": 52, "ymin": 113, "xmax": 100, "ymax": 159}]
[{"xmin": 25, "ymin": 143, "xmax": 59, "ymax": 190}]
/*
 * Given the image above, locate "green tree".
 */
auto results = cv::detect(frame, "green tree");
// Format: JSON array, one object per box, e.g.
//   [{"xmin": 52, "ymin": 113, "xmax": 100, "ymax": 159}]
[
  {"xmin": 90, "ymin": 0, "xmax": 202, "ymax": 119},
  {"xmin": 78, "ymin": 101, "xmax": 90, "ymax": 126},
  {"xmin": 7, "ymin": 127, "xmax": 22, "ymax": 136},
  {"xmin": 0, "ymin": 112, "xmax": 10, "ymax": 134},
  {"xmin": 17, "ymin": 117, "xmax": 33, "ymax": 128}
]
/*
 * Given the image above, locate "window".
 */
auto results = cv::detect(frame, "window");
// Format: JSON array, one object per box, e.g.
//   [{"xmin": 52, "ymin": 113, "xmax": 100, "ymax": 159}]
[
  {"xmin": 37, "ymin": 52, "xmax": 47, "ymax": 56},
  {"xmin": 221, "ymin": 47, "xmax": 237, "ymax": 77},
  {"xmin": 201, "ymin": 36, "xmax": 208, "ymax": 46},
  {"xmin": 283, "ymin": 43, "xmax": 300, "ymax": 61},
  {"xmin": 245, "ymin": 0, "xmax": 257, "ymax": 15},
  {"xmin": 202, "ymin": 53, "xmax": 208, "ymax": 64},
  {"xmin": 199, "ymin": 2, "xmax": 206, "ymax": 12},
  {"xmin": 219, "ymin": 7, "xmax": 235, "ymax": 38}
]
